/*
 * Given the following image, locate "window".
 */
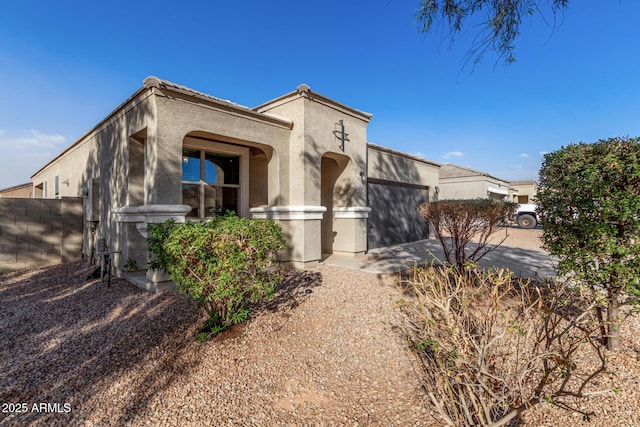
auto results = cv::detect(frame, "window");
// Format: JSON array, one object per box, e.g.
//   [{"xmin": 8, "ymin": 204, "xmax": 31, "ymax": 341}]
[
  {"xmin": 54, "ymin": 176, "xmax": 60, "ymax": 198},
  {"xmin": 44, "ymin": 181, "xmax": 48, "ymax": 198},
  {"xmin": 182, "ymin": 148, "xmax": 240, "ymax": 218}
]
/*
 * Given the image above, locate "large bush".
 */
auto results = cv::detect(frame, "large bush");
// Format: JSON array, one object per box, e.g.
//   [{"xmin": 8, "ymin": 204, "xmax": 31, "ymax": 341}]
[
  {"xmin": 418, "ymin": 199, "xmax": 516, "ymax": 270},
  {"xmin": 538, "ymin": 136, "xmax": 640, "ymax": 350},
  {"xmin": 148, "ymin": 215, "xmax": 286, "ymax": 333}
]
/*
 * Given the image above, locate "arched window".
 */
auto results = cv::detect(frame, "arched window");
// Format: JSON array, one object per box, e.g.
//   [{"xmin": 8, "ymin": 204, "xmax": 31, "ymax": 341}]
[{"xmin": 182, "ymin": 148, "xmax": 240, "ymax": 218}]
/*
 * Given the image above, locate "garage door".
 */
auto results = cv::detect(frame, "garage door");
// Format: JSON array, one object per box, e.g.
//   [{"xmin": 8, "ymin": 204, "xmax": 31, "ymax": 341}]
[{"xmin": 367, "ymin": 178, "xmax": 429, "ymax": 249}]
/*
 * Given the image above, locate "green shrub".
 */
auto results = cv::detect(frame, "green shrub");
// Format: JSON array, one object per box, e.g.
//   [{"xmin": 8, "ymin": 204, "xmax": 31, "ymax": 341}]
[
  {"xmin": 123, "ymin": 258, "xmax": 140, "ymax": 272},
  {"xmin": 538, "ymin": 136, "xmax": 640, "ymax": 351},
  {"xmin": 154, "ymin": 214, "xmax": 286, "ymax": 334},
  {"xmin": 146, "ymin": 219, "xmax": 177, "ymax": 273}
]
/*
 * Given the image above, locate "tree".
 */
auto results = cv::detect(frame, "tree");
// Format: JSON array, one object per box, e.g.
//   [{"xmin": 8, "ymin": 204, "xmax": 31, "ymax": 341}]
[
  {"xmin": 415, "ymin": 0, "xmax": 569, "ymax": 65},
  {"xmin": 418, "ymin": 199, "xmax": 516, "ymax": 270},
  {"xmin": 538, "ymin": 137, "xmax": 640, "ymax": 351}
]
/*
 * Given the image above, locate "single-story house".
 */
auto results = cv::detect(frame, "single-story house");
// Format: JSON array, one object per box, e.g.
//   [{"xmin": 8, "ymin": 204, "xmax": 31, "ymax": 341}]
[
  {"xmin": 438, "ymin": 163, "xmax": 515, "ymax": 201},
  {"xmin": 30, "ymin": 77, "xmax": 439, "ymax": 287},
  {"xmin": 510, "ymin": 180, "xmax": 538, "ymax": 204},
  {"xmin": 0, "ymin": 182, "xmax": 33, "ymax": 198}
]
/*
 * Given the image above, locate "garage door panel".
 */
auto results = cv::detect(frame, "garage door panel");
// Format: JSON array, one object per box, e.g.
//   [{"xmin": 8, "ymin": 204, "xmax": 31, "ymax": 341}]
[{"xmin": 367, "ymin": 181, "xmax": 429, "ymax": 249}]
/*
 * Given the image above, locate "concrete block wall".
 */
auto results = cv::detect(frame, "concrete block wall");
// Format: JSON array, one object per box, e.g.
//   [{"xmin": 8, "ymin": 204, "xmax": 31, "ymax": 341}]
[{"xmin": 0, "ymin": 197, "xmax": 83, "ymax": 273}]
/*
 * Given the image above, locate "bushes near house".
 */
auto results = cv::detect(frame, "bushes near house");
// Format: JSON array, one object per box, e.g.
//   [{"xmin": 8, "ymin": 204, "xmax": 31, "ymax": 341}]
[{"xmin": 147, "ymin": 214, "xmax": 286, "ymax": 338}]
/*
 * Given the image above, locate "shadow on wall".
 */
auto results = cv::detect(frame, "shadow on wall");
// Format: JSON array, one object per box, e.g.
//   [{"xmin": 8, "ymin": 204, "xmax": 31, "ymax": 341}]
[
  {"xmin": 301, "ymin": 136, "xmax": 366, "ymax": 254},
  {"xmin": 300, "ymin": 135, "xmax": 366, "ymax": 207},
  {"xmin": 75, "ymin": 98, "xmax": 162, "ymax": 270},
  {"xmin": 367, "ymin": 147, "xmax": 430, "ymax": 249}
]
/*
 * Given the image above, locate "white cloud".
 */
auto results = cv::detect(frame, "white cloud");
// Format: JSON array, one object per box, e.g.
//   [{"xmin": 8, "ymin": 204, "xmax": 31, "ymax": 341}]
[
  {"xmin": 519, "ymin": 153, "xmax": 531, "ymax": 158},
  {"xmin": 442, "ymin": 150, "xmax": 464, "ymax": 159},
  {"xmin": 0, "ymin": 129, "xmax": 66, "ymax": 150},
  {"xmin": 0, "ymin": 129, "xmax": 66, "ymax": 188}
]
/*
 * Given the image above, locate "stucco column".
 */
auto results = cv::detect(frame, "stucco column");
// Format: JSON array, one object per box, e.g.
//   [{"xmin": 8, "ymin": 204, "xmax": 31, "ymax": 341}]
[{"xmin": 250, "ymin": 206, "xmax": 326, "ymax": 268}]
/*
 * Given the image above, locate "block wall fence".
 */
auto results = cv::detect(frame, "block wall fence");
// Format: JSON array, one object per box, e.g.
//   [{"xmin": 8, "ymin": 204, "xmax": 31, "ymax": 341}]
[{"xmin": 0, "ymin": 197, "xmax": 84, "ymax": 274}]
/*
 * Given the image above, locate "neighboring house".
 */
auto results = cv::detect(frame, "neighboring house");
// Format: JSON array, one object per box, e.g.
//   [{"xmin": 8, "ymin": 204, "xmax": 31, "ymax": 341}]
[
  {"xmin": 438, "ymin": 163, "xmax": 514, "ymax": 201},
  {"xmin": 30, "ymin": 77, "xmax": 439, "ymax": 287},
  {"xmin": 510, "ymin": 180, "xmax": 538, "ymax": 204},
  {"xmin": 0, "ymin": 182, "xmax": 33, "ymax": 198}
]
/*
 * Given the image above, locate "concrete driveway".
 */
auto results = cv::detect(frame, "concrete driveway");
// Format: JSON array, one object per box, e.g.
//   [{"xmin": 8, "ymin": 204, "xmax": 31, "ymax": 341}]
[{"xmin": 324, "ymin": 238, "xmax": 557, "ymax": 279}]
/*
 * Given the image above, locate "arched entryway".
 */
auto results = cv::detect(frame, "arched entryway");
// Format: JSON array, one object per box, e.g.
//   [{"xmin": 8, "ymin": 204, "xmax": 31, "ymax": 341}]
[{"xmin": 320, "ymin": 152, "xmax": 352, "ymax": 255}]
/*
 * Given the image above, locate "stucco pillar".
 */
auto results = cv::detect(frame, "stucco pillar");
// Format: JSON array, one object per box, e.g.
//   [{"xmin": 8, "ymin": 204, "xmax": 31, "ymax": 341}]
[{"xmin": 250, "ymin": 206, "xmax": 326, "ymax": 268}]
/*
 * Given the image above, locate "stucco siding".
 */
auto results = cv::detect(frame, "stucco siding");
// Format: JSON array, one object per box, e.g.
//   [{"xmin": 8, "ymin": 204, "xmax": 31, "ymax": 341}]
[
  {"xmin": 31, "ymin": 91, "xmax": 158, "ymax": 268},
  {"xmin": 154, "ymin": 93, "xmax": 292, "ymax": 207}
]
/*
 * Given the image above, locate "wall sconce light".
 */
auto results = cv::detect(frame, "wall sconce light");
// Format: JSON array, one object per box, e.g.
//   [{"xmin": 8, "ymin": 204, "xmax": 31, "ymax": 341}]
[
  {"xmin": 359, "ymin": 170, "xmax": 367, "ymax": 185},
  {"xmin": 434, "ymin": 186, "xmax": 440, "ymax": 194},
  {"xmin": 62, "ymin": 178, "xmax": 70, "ymax": 186}
]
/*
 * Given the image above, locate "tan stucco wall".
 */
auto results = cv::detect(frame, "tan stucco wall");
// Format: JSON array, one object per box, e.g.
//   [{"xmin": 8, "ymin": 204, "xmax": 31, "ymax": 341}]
[
  {"xmin": 438, "ymin": 175, "xmax": 510, "ymax": 200},
  {"xmin": 153, "ymin": 91, "xmax": 292, "ymax": 208},
  {"xmin": 31, "ymin": 90, "xmax": 158, "ymax": 270},
  {"xmin": 0, "ymin": 184, "xmax": 32, "ymax": 198},
  {"xmin": 28, "ymin": 79, "xmax": 444, "ymax": 276},
  {"xmin": 511, "ymin": 181, "xmax": 538, "ymax": 203},
  {"xmin": 256, "ymin": 86, "xmax": 372, "ymax": 260},
  {"xmin": 368, "ymin": 144, "xmax": 439, "ymax": 190},
  {"xmin": 256, "ymin": 86, "xmax": 370, "ymax": 208}
]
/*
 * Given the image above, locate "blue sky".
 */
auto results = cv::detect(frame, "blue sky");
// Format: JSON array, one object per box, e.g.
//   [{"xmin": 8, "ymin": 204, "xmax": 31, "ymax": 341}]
[{"xmin": 1, "ymin": 0, "xmax": 639, "ymax": 188}]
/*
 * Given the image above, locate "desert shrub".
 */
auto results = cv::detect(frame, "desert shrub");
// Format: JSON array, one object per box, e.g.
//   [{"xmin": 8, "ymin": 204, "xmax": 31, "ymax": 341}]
[
  {"xmin": 538, "ymin": 136, "xmax": 640, "ymax": 350},
  {"xmin": 123, "ymin": 258, "xmax": 140, "ymax": 272},
  {"xmin": 418, "ymin": 199, "xmax": 516, "ymax": 270},
  {"xmin": 158, "ymin": 214, "xmax": 286, "ymax": 334},
  {"xmin": 399, "ymin": 265, "xmax": 605, "ymax": 426},
  {"xmin": 146, "ymin": 219, "xmax": 177, "ymax": 273}
]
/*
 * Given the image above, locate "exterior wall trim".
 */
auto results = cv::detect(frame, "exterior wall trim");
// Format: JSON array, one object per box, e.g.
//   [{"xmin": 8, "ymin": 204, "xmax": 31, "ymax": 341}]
[
  {"xmin": 250, "ymin": 205, "xmax": 327, "ymax": 220},
  {"xmin": 333, "ymin": 207, "xmax": 371, "ymax": 219},
  {"xmin": 487, "ymin": 186, "xmax": 509, "ymax": 195},
  {"xmin": 113, "ymin": 204, "xmax": 192, "ymax": 238}
]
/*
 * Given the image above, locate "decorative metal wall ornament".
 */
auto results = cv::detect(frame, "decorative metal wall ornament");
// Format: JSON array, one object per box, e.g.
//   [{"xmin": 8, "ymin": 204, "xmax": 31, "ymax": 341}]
[{"xmin": 333, "ymin": 119, "xmax": 349, "ymax": 152}]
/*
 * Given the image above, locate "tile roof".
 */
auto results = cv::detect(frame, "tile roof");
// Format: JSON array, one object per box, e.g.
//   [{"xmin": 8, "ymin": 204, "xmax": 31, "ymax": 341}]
[{"xmin": 439, "ymin": 163, "xmax": 507, "ymax": 182}]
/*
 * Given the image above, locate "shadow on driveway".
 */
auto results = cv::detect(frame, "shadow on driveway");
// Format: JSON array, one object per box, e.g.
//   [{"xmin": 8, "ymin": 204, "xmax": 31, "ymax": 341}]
[{"xmin": 325, "ymin": 238, "xmax": 557, "ymax": 279}]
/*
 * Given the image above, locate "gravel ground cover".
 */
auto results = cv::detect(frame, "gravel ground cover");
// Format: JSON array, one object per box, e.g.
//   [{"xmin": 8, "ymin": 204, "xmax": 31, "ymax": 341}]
[
  {"xmin": 1, "ymin": 262, "xmax": 431, "ymax": 426},
  {"xmin": 1, "ymin": 229, "xmax": 639, "ymax": 426}
]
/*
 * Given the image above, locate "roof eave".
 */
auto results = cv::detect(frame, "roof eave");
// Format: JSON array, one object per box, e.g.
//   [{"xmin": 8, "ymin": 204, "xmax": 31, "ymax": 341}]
[{"xmin": 254, "ymin": 84, "xmax": 373, "ymax": 123}]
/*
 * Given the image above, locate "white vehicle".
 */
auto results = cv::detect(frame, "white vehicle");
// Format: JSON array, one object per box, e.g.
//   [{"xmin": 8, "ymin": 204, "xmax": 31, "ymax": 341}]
[{"xmin": 514, "ymin": 203, "xmax": 540, "ymax": 229}]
